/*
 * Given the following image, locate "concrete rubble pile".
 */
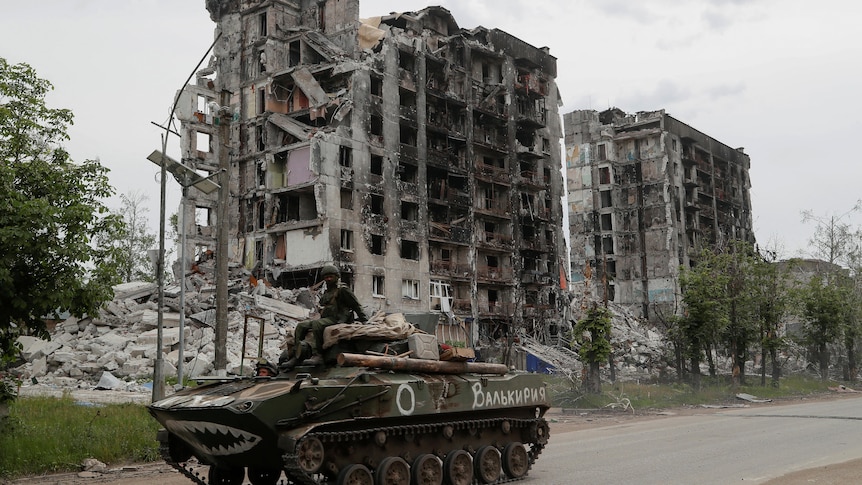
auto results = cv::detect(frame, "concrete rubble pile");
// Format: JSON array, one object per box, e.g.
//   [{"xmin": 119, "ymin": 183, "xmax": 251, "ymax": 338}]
[
  {"xmin": 605, "ymin": 304, "xmax": 670, "ymax": 380},
  {"xmin": 565, "ymin": 302, "xmax": 669, "ymax": 381},
  {"xmin": 12, "ymin": 260, "xmax": 314, "ymax": 394}
]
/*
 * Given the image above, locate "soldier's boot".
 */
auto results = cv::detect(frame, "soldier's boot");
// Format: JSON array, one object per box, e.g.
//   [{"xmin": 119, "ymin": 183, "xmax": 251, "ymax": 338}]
[{"xmin": 279, "ymin": 357, "xmax": 298, "ymax": 372}]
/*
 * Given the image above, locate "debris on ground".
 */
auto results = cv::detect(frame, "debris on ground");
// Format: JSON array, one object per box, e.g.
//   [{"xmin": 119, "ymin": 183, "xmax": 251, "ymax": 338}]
[
  {"xmin": 828, "ymin": 384, "xmax": 861, "ymax": 393},
  {"xmin": 736, "ymin": 393, "xmax": 773, "ymax": 403}
]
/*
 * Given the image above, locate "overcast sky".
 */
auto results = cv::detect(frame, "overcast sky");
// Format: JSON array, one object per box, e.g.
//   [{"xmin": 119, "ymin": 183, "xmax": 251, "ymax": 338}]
[{"xmin": 2, "ymin": 0, "xmax": 861, "ymax": 261}]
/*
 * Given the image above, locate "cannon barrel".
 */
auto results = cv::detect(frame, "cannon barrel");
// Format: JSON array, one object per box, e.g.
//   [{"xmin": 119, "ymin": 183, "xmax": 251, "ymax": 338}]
[{"xmin": 337, "ymin": 352, "xmax": 509, "ymax": 375}]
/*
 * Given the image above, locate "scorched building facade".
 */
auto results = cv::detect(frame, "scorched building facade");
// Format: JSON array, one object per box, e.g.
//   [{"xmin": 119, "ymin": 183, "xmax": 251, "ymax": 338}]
[
  {"xmin": 564, "ymin": 108, "xmax": 754, "ymax": 321},
  {"xmin": 172, "ymin": 0, "xmax": 567, "ymax": 354}
]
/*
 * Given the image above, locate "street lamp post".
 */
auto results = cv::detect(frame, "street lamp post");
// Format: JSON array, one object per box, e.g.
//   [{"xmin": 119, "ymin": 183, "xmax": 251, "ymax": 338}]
[
  {"xmin": 146, "ymin": 150, "xmax": 220, "ymax": 397},
  {"xmin": 177, "ymin": 186, "xmax": 188, "ymax": 387}
]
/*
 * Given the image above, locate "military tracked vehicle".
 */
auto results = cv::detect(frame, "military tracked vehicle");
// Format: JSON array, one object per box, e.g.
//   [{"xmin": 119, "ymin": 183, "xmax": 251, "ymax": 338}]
[{"xmin": 149, "ymin": 344, "xmax": 550, "ymax": 485}]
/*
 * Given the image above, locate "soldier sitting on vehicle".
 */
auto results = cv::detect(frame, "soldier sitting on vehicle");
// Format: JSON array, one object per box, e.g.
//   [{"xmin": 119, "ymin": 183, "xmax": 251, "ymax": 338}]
[{"xmin": 279, "ymin": 264, "xmax": 368, "ymax": 370}]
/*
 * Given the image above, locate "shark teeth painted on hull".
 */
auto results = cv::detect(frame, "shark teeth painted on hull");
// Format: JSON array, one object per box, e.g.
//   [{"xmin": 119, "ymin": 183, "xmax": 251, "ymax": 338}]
[{"xmin": 165, "ymin": 419, "xmax": 262, "ymax": 456}]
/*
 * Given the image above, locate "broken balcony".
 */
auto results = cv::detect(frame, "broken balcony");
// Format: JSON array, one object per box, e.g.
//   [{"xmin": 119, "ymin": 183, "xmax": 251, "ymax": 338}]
[
  {"xmin": 515, "ymin": 70, "xmax": 549, "ymax": 97},
  {"xmin": 478, "ymin": 301, "xmax": 514, "ymax": 317},
  {"xmin": 429, "ymin": 222, "xmax": 471, "ymax": 245},
  {"xmin": 478, "ymin": 229, "xmax": 513, "ymax": 250},
  {"xmin": 515, "ymin": 95, "xmax": 546, "ymax": 128},
  {"xmin": 429, "ymin": 260, "xmax": 472, "ymax": 278}
]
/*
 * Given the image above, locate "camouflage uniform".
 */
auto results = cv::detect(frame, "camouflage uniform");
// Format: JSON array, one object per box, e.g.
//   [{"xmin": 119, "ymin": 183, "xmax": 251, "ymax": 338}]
[
  {"xmin": 282, "ymin": 265, "xmax": 367, "ymax": 368},
  {"xmin": 293, "ymin": 282, "xmax": 368, "ymax": 357}
]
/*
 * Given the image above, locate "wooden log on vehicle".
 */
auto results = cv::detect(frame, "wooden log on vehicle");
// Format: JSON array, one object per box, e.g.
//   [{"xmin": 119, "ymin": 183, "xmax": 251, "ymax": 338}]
[{"xmin": 337, "ymin": 352, "xmax": 509, "ymax": 375}]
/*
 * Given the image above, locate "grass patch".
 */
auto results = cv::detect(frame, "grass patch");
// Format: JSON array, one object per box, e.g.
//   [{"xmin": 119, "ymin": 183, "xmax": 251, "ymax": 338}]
[
  {"xmin": 0, "ymin": 394, "xmax": 161, "ymax": 479},
  {"xmin": 546, "ymin": 374, "xmax": 839, "ymax": 411}
]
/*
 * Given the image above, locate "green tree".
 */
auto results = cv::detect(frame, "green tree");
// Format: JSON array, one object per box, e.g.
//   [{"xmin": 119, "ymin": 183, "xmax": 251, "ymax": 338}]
[
  {"xmin": 755, "ymin": 249, "xmax": 790, "ymax": 388},
  {"xmin": 679, "ymin": 242, "xmax": 789, "ymax": 389},
  {"xmin": 660, "ymin": 314, "xmax": 687, "ymax": 380},
  {"xmin": 802, "ymin": 206, "xmax": 862, "ymax": 381},
  {"xmin": 679, "ymin": 248, "xmax": 730, "ymax": 388},
  {"xmin": 97, "ymin": 191, "xmax": 157, "ymax": 283},
  {"xmin": 723, "ymin": 242, "xmax": 757, "ymax": 387},
  {"xmin": 0, "ymin": 58, "xmax": 124, "ymax": 374},
  {"xmin": 572, "ymin": 304, "xmax": 612, "ymax": 394},
  {"xmin": 799, "ymin": 275, "xmax": 851, "ymax": 380}
]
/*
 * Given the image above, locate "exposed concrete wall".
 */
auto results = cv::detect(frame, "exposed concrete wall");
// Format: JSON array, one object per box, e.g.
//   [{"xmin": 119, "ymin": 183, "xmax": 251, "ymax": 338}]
[
  {"xmin": 564, "ymin": 108, "xmax": 754, "ymax": 322},
  {"xmin": 176, "ymin": 2, "xmax": 567, "ymax": 361}
]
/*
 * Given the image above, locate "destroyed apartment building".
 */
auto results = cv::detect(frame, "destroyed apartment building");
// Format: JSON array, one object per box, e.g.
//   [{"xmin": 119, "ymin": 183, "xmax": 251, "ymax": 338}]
[
  {"xmin": 168, "ymin": 0, "xmax": 567, "ymax": 359},
  {"xmin": 564, "ymin": 108, "xmax": 754, "ymax": 321}
]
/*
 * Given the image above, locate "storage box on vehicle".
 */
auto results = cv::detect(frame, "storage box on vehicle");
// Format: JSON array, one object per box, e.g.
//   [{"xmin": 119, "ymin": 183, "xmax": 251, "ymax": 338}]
[{"xmin": 408, "ymin": 333, "xmax": 439, "ymax": 360}]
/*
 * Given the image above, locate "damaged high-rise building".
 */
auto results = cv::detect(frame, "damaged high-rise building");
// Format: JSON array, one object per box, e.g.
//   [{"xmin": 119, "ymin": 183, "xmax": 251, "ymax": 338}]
[
  {"xmin": 170, "ymin": 0, "xmax": 567, "ymax": 359},
  {"xmin": 564, "ymin": 108, "xmax": 753, "ymax": 321}
]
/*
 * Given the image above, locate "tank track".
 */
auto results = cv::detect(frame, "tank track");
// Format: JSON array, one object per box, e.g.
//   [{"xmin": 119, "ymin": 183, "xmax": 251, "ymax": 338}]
[
  {"xmin": 160, "ymin": 416, "xmax": 547, "ymax": 485},
  {"xmin": 282, "ymin": 415, "xmax": 547, "ymax": 485},
  {"xmin": 159, "ymin": 438, "xmax": 214, "ymax": 485}
]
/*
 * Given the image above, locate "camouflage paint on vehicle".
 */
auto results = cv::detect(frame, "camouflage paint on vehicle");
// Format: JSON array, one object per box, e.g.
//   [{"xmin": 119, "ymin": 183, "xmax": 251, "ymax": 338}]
[{"xmin": 150, "ymin": 358, "xmax": 550, "ymax": 485}]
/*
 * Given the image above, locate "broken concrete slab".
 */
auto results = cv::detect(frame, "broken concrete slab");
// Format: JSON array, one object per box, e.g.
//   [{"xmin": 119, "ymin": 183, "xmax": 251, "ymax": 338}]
[
  {"xmin": 79, "ymin": 362, "xmax": 106, "ymax": 375},
  {"xmin": 290, "ymin": 67, "xmax": 329, "ymax": 108},
  {"xmin": 126, "ymin": 345, "xmax": 149, "ymax": 359},
  {"xmin": 254, "ymin": 294, "xmax": 310, "ymax": 320},
  {"xmin": 736, "ymin": 393, "xmax": 773, "ymax": 403},
  {"xmin": 52, "ymin": 332, "xmax": 75, "ymax": 346},
  {"xmin": 190, "ymin": 309, "xmax": 216, "ymax": 327},
  {"xmin": 95, "ymin": 371, "xmax": 124, "ymax": 390},
  {"xmin": 158, "ymin": 358, "xmax": 177, "ymax": 379},
  {"xmin": 140, "ymin": 309, "xmax": 181, "ymax": 329},
  {"xmin": 60, "ymin": 317, "xmax": 82, "ymax": 334},
  {"xmin": 104, "ymin": 300, "xmax": 126, "ymax": 317},
  {"xmin": 31, "ymin": 356, "xmax": 47, "ymax": 377},
  {"xmin": 121, "ymin": 358, "xmax": 152, "ymax": 378},
  {"xmin": 136, "ymin": 327, "xmax": 183, "ymax": 347},
  {"xmin": 186, "ymin": 354, "xmax": 214, "ymax": 378},
  {"xmin": 81, "ymin": 458, "xmax": 107, "ymax": 473},
  {"xmin": 112, "ymin": 281, "xmax": 157, "ymax": 300},
  {"xmin": 47, "ymin": 348, "xmax": 78, "ymax": 364},
  {"xmin": 18, "ymin": 336, "xmax": 63, "ymax": 361},
  {"xmin": 269, "ymin": 112, "xmax": 312, "ymax": 139},
  {"xmin": 94, "ymin": 331, "xmax": 131, "ymax": 349}
]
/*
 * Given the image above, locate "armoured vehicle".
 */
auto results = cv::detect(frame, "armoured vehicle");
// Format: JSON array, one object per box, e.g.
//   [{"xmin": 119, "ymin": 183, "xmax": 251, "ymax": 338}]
[{"xmin": 149, "ymin": 335, "xmax": 550, "ymax": 485}]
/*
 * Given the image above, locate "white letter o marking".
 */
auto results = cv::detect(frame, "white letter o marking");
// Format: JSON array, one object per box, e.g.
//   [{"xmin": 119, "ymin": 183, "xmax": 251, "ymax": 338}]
[{"xmin": 396, "ymin": 383, "xmax": 415, "ymax": 416}]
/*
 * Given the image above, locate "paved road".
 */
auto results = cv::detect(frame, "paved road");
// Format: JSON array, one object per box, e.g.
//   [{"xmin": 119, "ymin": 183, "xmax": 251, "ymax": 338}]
[
  {"xmin": 13, "ymin": 396, "xmax": 862, "ymax": 484},
  {"xmin": 530, "ymin": 395, "xmax": 862, "ymax": 484}
]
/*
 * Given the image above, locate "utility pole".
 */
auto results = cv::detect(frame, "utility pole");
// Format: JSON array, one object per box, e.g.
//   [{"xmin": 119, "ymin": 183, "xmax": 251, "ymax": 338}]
[
  {"xmin": 152, "ymin": 134, "xmax": 168, "ymax": 403},
  {"xmin": 214, "ymin": 90, "xmax": 230, "ymax": 374},
  {"xmin": 177, "ymin": 185, "xmax": 188, "ymax": 387},
  {"xmin": 146, "ymin": 149, "xmax": 221, "ymax": 385}
]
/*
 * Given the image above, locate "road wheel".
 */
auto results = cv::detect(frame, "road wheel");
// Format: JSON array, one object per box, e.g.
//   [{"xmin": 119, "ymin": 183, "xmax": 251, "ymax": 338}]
[
  {"xmin": 474, "ymin": 446, "xmax": 501, "ymax": 483},
  {"xmin": 297, "ymin": 436, "xmax": 325, "ymax": 473},
  {"xmin": 443, "ymin": 450, "xmax": 472, "ymax": 485},
  {"xmin": 412, "ymin": 454, "xmax": 442, "ymax": 485},
  {"xmin": 375, "ymin": 456, "xmax": 410, "ymax": 485},
  {"xmin": 338, "ymin": 464, "xmax": 374, "ymax": 485},
  {"xmin": 502, "ymin": 442, "xmax": 528, "ymax": 478}
]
